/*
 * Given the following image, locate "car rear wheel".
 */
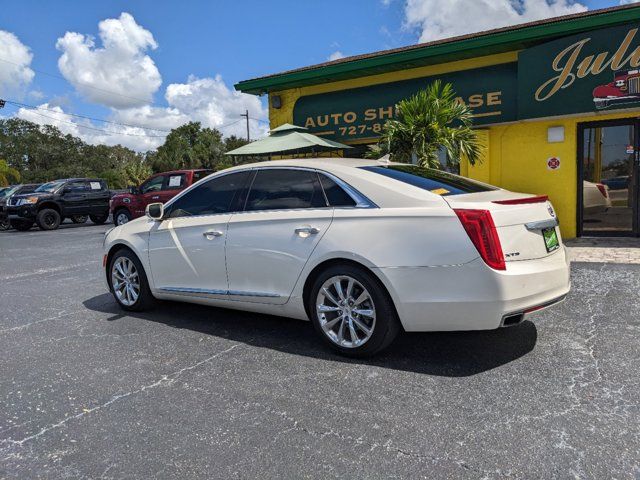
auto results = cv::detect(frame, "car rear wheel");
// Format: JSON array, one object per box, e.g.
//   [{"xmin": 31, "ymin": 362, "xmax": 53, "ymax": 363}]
[
  {"xmin": 10, "ymin": 219, "xmax": 33, "ymax": 231},
  {"xmin": 36, "ymin": 208, "xmax": 61, "ymax": 230},
  {"xmin": 71, "ymin": 215, "xmax": 88, "ymax": 224},
  {"xmin": 0, "ymin": 218, "xmax": 10, "ymax": 231},
  {"xmin": 90, "ymin": 212, "xmax": 109, "ymax": 225},
  {"xmin": 109, "ymin": 249, "xmax": 155, "ymax": 311},
  {"xmin": 114, "ymin": 208, "xmax": 132, "ymax": 226},
  {"xmin": 309, "ymin": 264, "xmax": 400, "ymax": 358}
]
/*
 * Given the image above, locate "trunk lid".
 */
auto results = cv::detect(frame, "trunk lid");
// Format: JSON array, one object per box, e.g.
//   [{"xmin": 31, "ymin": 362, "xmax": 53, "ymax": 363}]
[{"xmin": 444, "ymin": 189, "xmax": 561, "ymax": 262}]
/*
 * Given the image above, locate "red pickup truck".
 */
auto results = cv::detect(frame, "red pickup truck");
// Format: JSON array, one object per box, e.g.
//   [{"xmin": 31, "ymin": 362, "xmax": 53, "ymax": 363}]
[{"xmin": 110, "ymin": 169, "xmax": 212, "ymax": 226}]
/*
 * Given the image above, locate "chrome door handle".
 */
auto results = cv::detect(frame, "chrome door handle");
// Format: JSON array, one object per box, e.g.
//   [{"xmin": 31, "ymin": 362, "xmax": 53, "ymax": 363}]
[
  {"xmin": 295, "ymin": 226, "xmax": 320, "ymax": 236},
  {"xmin": 203, "ymin": 230, "xmax": 223, "ymax": 239}
]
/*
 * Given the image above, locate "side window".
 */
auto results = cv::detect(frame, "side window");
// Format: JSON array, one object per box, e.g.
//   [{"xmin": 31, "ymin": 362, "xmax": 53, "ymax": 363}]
[
  {"xmin": 245, "ymin": 169, "xmax": 326, "ymax": 212},
  {"xmin": 167, "ymin": 171, "xmax": 251, "ymax": 218},
  {"xmin": 141, "ymin": 175, "xmax": 165, "ymax": 194},
  {"xmin": 67, "ymin": 181, "xmax": 89, "ymax": 192},
  {"xmin": 164, "ymin": 173, "xmax": 186, "ymax": 190},
  {"xmin": 192, "ymin": 170, "xmax": 212, "ymax": 182},
  {"xmin": 318, "ymin": 174, "xmax": 356, "ymax": 207}
]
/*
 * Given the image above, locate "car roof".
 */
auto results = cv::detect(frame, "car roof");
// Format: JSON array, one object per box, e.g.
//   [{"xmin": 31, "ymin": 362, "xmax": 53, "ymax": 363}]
[
  {"xmin": 156, "ymin": 169, "xmax": 212, "ymax": 175},
  {"xmin": 52, "ymin": 178, "xmax": 105, "ymax": 182}
]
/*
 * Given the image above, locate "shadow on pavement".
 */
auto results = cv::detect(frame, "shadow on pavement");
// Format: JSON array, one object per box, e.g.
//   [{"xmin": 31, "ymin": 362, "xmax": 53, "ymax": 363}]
[{"xmin": 83, "ymin": 293, "xmax": 537, "ymax": 378}]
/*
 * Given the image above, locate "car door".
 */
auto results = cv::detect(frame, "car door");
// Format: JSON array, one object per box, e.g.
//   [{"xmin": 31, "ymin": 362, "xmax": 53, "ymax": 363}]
[
  {"xmin": 160, "ymin": 172, "xmax": 187, "ymax": 203},
  {"xmin": 60, "ymin": 181, "xmax": 90, "ymax": 215},
  {"xmin": 86, "ymin": 180, "xmax": 110, "ymax": 214},
  {"xmin": 139, "ymin": 174, "xmax": 166, "ymax": 210},
  {"xmin": 225, "ymin": 168, "xmax": 334, "ymax": 305},
  {"xmin": 148, "ymin": 170, "xmax": 252, "ymax": 298}
]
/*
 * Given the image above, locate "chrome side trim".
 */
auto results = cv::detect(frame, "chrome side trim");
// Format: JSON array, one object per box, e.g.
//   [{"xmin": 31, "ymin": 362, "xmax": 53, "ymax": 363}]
[
  {"xmin": 525, "ymin": 218, "xmax": 559, "ymax": 231},
  {"xmin": 227, "ymin": 290, "xmax": 281, "ymax": 298},
  {"xmin": 159, "ymin": 287, "xmax": 280, "ymax": 299},
  {"xmin": 160, "ymin": 287, "xmax": 227, "ymax": 296}
]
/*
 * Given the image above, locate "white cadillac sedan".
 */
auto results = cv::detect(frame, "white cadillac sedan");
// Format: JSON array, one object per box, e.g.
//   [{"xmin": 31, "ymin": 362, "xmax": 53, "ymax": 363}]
[{"xmin": 103, "ymin": 159, "xmax": 570, "ymax": 357}]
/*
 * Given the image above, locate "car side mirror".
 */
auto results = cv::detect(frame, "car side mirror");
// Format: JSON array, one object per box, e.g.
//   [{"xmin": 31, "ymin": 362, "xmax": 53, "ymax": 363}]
[
  {"xmin": 146, "ymin": 202, "xmax": 164, "ymax": 221},
  {"xmin": 128, "ymin": 185, "xmax": 139, "ymax": 195},
  {"xmin": 62, "ymin": 186, "xmax": 72, "ymax": 194}
]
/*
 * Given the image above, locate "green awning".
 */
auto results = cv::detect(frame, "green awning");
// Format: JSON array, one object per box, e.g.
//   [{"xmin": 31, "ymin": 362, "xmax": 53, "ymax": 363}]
[{"xmin": 225, "ymin": 123, "xmax": 351, "ymax": 156}]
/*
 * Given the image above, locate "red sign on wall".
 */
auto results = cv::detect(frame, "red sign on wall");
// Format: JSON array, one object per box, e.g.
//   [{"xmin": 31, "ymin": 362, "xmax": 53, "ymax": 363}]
[{"xmin": 547, "ymin": 157, "xmax": 560, "ymax": 170}]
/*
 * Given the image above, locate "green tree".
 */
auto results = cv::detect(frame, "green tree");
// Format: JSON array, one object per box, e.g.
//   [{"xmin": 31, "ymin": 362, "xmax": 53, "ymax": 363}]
[
  {"xmin": 0, "ymin": 159, "xmax": 20, "ymax": 186},
  {"xmin": 379, "ymin": 80, "xmax": 481, "ymax": 168},
  {"xmin": 151, "ymin": 122, "xmax": 227, "ymax": 172},
  {"xmin": 123, "ymin": 158, "xmax": 153, "ymax": 186}
]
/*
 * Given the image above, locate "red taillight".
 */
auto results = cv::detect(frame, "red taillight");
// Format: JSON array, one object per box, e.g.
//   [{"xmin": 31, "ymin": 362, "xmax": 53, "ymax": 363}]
[
  {"xmin": 596, "ymin": 183, "xmax": 608, "ymax": 198},
  {"xmin": 454, "ymin": 209, "xmax": 506, "ymax": 271},
  {"xmin": 492, "ymin": 195, "xmax": 548, "ymax": 205}
]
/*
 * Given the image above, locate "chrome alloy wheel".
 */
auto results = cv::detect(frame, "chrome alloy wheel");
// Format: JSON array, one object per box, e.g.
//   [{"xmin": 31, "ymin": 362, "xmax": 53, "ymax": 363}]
[
  {"xmin": 111, "ymin": 257, "xmax": 140, "ymax": 307},
  {"xmin": 116, "ymin": 212, "xmax": 129, "ymax": 226},
  {"xmin": 316, "ymin": 275, "xmax": 376, "ymax": 348}
]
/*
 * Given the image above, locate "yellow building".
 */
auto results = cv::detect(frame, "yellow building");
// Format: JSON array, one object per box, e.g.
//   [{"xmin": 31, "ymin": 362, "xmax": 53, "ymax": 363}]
[{"xmin": 236, "ymin": 4, "xmax": 640, "ymax": 239}]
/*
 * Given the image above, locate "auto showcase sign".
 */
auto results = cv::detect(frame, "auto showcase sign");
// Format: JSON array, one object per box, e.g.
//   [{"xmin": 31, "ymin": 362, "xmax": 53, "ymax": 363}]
[
  {"xmin": 293, "ymin": 63, "xmax": 518, "ymax": 142},
  {"xmin": 519, "ymin": 22, "xmax": 640, "ymax": 119}
]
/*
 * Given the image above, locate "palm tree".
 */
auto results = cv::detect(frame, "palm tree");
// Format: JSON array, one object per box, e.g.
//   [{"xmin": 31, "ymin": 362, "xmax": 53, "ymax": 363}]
[
  {"xmin": 379, "ymin": 80, "xmax": 481, "ymax": 168},
  {"xmin": 0, "ymin": 160, "xmax": 20, "ymax": 187}
]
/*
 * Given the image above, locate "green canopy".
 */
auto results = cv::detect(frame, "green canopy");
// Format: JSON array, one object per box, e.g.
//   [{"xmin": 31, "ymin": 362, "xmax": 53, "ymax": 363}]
[{"xmin": 225, "ymin": 123, "xmax": 351, "ymax": 156}]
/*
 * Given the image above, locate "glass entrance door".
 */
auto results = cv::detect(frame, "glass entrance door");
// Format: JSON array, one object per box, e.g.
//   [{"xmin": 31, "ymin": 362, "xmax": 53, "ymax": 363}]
[{"xmin": 579, "ymin": 120, "xmax": 639, "ymax": 236}]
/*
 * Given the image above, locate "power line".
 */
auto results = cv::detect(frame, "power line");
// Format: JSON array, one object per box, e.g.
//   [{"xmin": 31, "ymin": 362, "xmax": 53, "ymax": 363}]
[
  {"xmin": 4, "ymin": 99, "xmax": 172, "ymax": 133},
  {"xmin": 13, "ymin": 107, "xmax": 167, "ymax": 138}
]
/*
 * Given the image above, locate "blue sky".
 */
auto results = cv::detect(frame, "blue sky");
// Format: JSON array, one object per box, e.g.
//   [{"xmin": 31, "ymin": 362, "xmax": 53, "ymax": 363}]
[{"xmin": 0, "ymin": 0, "xmax": 630, "ymax": 150}]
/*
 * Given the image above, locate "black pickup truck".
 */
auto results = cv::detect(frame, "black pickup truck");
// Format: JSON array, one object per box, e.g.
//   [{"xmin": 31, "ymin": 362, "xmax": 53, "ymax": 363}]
[
  {"xmin": 6, "ymin": 178, "xmax": 111, "ymax": 231},
  {"xmin": 0, "ymin": 183, "xmax": 41, "ymax": 230}
]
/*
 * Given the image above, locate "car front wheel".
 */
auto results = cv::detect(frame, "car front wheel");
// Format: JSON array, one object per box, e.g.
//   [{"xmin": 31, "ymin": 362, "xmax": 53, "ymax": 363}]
[
  {"xmin": 309, "ymin": 264, "xmax": 400, "ymax": 358},
  {"xmin": 0, "ymin": 218, "xmax": 10, "ymax": 231},
  {"xmin": 109, "ymin": 249, "xmax": 155, "ymax": 311},
  {"xmin": 71, "ymin": 215, "xmax": 88, "ymax": 224},
  {"xmin": 36, "ymin": 208, "xmax": 61, "ymax": 230},
  {"xmin": 114, "ymin": 208, "xmax": 132, "ymax": 226}
]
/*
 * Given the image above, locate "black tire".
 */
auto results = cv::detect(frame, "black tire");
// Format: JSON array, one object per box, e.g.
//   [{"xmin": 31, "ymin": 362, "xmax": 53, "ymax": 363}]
[
  {"xmin": 0, "ymin": 218, "xmax": 10, "ymax": 231},
  {"xmin": 113, "ymin": 208, "xmax": 132, "ymax": 226},
  {"xmin": 36, "ymin": 208, "xmax": 61, "ymax": 230},
  {"xmin": 71, "ymin": 215, "xmax": 88, "ymax": 224},
  {"xmin": 90, "ymin": 212, "xmax": 109, "ymax": 225},
  {"xmin": 10, "ymin": 219, "xmax": 33, "ymax": 231},
  {"xmin": 308, "ymin": 264, "xmax": 401, "ymax": 358},
  {"xmin": 108, "ymin": 248, "xmax": 155, "ymax": 312}
]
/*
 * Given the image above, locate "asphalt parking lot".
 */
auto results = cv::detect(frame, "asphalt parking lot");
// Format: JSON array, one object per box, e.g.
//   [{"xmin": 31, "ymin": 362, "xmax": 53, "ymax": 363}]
[{"xmin": 1, "ymin": 222, "xmax": 639, "ymax": 479}]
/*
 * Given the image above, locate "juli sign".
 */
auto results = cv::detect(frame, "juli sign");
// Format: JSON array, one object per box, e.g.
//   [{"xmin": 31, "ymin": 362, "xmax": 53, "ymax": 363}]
[
  {"xmin": 519, "ymin": 23, "xmax": 640, "ymax": 119},
  {"xmin": 293, "ymin": 63, "xmax": 517, "ymax": 142}
]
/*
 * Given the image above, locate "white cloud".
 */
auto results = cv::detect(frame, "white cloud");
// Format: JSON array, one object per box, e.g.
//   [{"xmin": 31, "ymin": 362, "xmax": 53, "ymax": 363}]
[
  {"xmin": 162, "ymin": 74, "xmax": 268, "ymax": 139},
  {"xmin": 56, "ymin": 12, "xmax": 161, "ymax": 108},
  {"xmin": 16, "ymin": 75, "xmax": 268, "ymax": 151},
  {"xmin": 18, "ymin": 12, "xmax": 268, "ymax": 151},
  {"xmin": 327, "ymin": 50, "xmax": 345, "ymax": 61},
  {"xmin": 0, "ymin": 30, "xmax": 35, "ymax": 95},
  {"xmin": 404, "ymin": 0, "xmax": 588, "ymax": 43}
]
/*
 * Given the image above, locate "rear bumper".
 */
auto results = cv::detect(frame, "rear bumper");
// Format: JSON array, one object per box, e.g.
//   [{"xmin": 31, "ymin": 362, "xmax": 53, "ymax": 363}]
[{"xmin": 375, "ymin": 247, "xmax": 571, "ymax": 332}]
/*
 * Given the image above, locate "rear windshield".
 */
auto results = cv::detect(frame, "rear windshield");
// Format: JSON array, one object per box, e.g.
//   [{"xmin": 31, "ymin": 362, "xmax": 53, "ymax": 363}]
[{"xmin": 359, "ymin": 165, "xmax": 496, "ymax": 196}]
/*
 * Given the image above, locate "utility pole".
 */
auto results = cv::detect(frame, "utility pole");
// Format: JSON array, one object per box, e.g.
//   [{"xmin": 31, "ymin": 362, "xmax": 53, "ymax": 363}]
[{"xmin": 240, "ymin": 109, "xmax": 250, "ymax": 141}]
